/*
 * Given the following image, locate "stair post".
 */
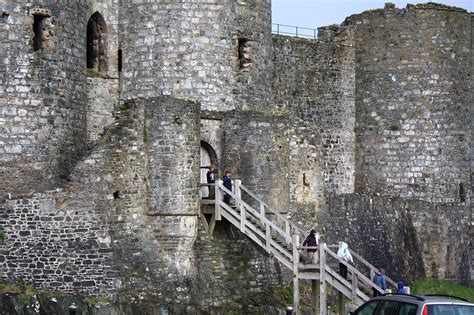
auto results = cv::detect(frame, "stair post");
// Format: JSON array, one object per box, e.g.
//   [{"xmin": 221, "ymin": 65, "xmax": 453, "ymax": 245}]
[
  {"xmin": 292, "ymin": 234, "xmax": 300, "ymax": 315},
  {"xmin": 319, "ymin": 243, "xmax": 327, "ymax": 315},
  {"xmin": 338, "ymin": 292, "xmax": 345, "ymax": 315},
  {"xmin": 351, "ymin": 270, "xmax": 358, "ymax": 305},
  {"xmin": 215, "ymin": 180, "xmax": 222, "ymax": 220},
  {"xmin": 312, "ymin": 280, "xmax": 319, "ymax": 315},
  {"xmin": 235, "ymin": 179, "xmax": 242, "ymax": 203},
  {"xmin": 234, "ymin": 180, "xmax": 246, "ymax": 232}
]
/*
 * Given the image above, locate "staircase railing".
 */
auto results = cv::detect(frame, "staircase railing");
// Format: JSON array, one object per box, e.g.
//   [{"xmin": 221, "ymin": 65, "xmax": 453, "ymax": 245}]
[
  {"xmin": 213, "ymin": 179, "xmax": 399, "ymax": 313},
  {"xmin": 216, "ymin": 180, "xmax": 303, "ymax": 269},
  {"xmin": 326, "ymin": 244, "xmax": 398, "ymax": 292}
]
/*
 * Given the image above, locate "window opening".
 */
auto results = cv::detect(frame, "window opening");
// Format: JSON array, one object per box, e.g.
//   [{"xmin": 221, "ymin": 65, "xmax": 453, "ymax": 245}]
[
  {"xmin": 32, "ymin": 14, "xmax": 44, "ymax": 51},
  {"xmin": 87, "ymin": 12, "xmax": 107, "ymax": 71},
  {"xmin": 31, "ymin": 8, "xmax": 54, "ymax": 53},
  {"xmin": 118, "ymin": 49, "xmax": 122, "ymax": 72},
  {"xmin": 238, "ymin": 38, "xmax": 254, "ymax": 69},
  {"xmin": 459, "ymin": 182, "xmax": 465, "ymax": 203}
]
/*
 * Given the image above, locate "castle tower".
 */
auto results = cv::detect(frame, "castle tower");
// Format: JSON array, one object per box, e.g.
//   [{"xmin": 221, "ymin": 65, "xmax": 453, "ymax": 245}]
[
  {"xmin": 1, "ymin": 1, "xmax": 89, "ymax": 194},
  {"xmin": 118, "ymin": 0, "xmax": 272, "ymax": 111},
  {"xmin": 351, "ymin": 3, "xmax": 472, "ymax": 203}
]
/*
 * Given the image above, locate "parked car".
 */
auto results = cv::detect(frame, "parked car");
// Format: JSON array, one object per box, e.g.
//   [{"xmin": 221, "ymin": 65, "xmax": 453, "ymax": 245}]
[{"xmin": 349, "ymin": 293, "xmax": 474, "ymax": 315}]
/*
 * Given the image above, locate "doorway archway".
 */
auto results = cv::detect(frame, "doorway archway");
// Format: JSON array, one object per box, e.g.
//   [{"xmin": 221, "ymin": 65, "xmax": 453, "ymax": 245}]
[{"xmin": 200, "ymin": 141, "xmax": 218, "ymax": 199}]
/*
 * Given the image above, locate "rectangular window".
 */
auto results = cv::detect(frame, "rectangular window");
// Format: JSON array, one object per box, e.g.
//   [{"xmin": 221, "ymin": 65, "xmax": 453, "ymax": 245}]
[
  {"xmin": 238, "ymin": 38, "xmax": 254, "ymax": 69},
  {"xmin": 33, "ymin": 14, "xmax": 45, "ymax": 51}
]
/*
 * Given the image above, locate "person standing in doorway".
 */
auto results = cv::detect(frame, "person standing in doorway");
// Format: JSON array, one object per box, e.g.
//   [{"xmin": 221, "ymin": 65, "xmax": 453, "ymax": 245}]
[
  {"xmin": 223, "ymin": 170, "xmax": 232, "ymax": 205},
  {"xmin": 206, "ymin": 165, "xmax": 216, "ymax": 199},
  {"xmin": 337, "ymin": 242, "xmax": 353, "ymax": 279}
]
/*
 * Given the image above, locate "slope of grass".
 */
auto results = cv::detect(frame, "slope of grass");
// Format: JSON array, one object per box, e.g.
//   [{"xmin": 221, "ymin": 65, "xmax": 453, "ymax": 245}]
[{"xmin": 412, "ymin": 278, "xmax": 474, "ymax": 302}]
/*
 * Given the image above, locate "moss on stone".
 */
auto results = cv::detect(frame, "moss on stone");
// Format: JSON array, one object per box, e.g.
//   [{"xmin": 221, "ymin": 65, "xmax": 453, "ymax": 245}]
[
  {"xmin": 118, "ymin": 101, "xmax": 128, "ymax": 111},
  {"xmin": 174, "ymin": 116, "xmax": 183, "ymax": 125}
]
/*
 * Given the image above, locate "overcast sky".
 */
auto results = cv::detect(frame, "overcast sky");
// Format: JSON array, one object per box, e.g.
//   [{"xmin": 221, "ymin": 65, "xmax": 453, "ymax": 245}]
[{"xmin": 272, "ymin": 0, "xmax": 473, "ymax": 31}]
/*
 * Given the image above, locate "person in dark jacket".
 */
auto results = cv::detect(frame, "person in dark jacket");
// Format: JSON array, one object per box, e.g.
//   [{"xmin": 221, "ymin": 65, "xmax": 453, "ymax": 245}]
[
  {"xmin": 206, "ymin": 165, "xmax": 215, "ymax": 199},
  {"xmin": 302, "ymin": 229, "xmax": 319, "ymax": 264},
  {"xmin": 372, "ymin": 267, "xmax": 387, "ymax": 297},
  {"xmin": 223, "ymin": 171, "xmax": 232, "ymax": 205}
]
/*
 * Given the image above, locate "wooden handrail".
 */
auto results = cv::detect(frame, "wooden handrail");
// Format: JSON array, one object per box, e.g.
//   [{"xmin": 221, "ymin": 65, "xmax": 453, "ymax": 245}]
[
  {"xmin": 240, "ymin": 184, "xmax": 306, "ymax": 236},
  {"xmin": 213, "ymin": 180, "xmax": 391, "ymax": 309},
  {"xmin": 350, "ymin": 249, "xmax": 398, "ymax": 289},
  {"xmin": 327, "ymin": 244, "xmax": 397, "ymax": 289},
  {"xmin": 324, "ymin": 245, "xmax": 385, "ymax": 294},
  {"xmin": 216, "ymin": 181, "xmax": 293, "ymax": 260}
]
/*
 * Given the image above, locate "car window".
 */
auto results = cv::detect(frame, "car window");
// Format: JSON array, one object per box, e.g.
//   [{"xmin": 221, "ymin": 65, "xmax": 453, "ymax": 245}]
[
  {"xmin": 378, "ymin": 301, "xmax": 400, "ymax": 315},
  {"xmin": 399, "ymin": 303, "xmax": 418, "ymax": 315},
  {"xmin": 427, "ymin": 305, "xmax": 474, "ymax": 315},
  {"xmin": 457, "ymin": 306, "xmax": 474, "ymax": 315},
  {"xmin": 355, "ymin": 300, "xmax": 380, "ymax": 315}
]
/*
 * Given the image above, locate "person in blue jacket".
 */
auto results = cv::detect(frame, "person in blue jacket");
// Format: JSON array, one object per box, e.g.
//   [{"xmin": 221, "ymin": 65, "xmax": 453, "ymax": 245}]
[
  {"xmin": 373, "ymin": 267, "xmax": 388, "ymax": 297},
  {"xmin": 397, "ymin": 280, "xmax": 406, "ymax": 294},
  {"xmin": 223, "ymin": 170, "xmax": 232, "ymax": 205}
]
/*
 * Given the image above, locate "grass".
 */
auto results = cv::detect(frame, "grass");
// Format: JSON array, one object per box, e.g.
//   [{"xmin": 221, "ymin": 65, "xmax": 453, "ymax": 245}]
[
  {"xmin": 86, "ymin": 69, "xmax": 105, "ymax": 78},
  {"xmin": 412, "ymin": 278, "xmax": 474, "ymax": 302},
  {"xmin": 0, "ymin": 280, "xmax": 37, "ymax": 297}
]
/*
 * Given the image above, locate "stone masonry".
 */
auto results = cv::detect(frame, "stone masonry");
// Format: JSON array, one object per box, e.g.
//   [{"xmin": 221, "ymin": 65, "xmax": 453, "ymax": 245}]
[{"xmin": 0, "ymin": 0, "xmax": 472, "ymax": 313}]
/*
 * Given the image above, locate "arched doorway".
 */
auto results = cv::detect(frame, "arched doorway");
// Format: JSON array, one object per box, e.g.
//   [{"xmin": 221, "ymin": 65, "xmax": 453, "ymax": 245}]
[
  {"xmin": 200, "ymin": 141, "xmax": 218, "ymax": 199},
  {"xmin": 87, "ymin": 12, "xmax": 107, "ymax": 71}
]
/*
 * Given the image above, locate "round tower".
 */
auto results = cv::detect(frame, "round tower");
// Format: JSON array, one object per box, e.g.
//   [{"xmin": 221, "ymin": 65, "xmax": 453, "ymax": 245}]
[
  {"xmin": 118, "ymin": 0, "xmax": 272, "ymax": 111},
  {"xmin": 351, "ymin": 3, "xmax": 471, "ymax": 203},
  {"xmin": 1, "ymin": 1, "xmax": 88, "ymax": 194}
]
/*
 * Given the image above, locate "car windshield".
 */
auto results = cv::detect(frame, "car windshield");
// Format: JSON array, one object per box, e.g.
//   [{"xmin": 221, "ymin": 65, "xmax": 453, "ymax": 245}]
[{"xmin": 427, "ymin": 304, "xmax": 474, "ymax": 315}]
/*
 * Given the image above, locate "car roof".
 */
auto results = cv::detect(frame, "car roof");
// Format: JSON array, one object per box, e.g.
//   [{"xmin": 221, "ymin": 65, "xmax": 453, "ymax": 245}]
[{"xmin": 371, "ymin": 294, "xmax": 474, "ymax": 305}]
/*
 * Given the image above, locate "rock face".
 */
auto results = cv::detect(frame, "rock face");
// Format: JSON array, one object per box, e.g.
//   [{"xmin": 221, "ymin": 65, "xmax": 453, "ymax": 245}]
[{"xmin": 0, "ymin": 0, "xmax": 472, "ymax": 311}]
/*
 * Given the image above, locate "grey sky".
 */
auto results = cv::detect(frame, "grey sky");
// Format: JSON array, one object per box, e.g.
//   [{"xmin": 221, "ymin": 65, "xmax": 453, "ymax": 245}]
[{"xmin": 272, "ymin": 0, "xmax": 473, "ymax": 30}]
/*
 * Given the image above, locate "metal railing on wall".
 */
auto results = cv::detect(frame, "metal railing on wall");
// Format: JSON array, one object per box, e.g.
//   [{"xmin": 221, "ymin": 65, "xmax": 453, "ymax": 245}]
[{"xmin": 272, "ymin": 23, "xmax": 318, "ymax": 39}]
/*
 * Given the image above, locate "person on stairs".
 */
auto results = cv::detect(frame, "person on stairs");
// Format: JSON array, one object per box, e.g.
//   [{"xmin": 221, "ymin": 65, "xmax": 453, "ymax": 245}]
[
  {"xmin": 206, "ymin": 165, "xmax": 216, "ymax": 199},
  {"xmin": 223, "ymin": 170, "xmax": 232, "ymax": 205},
  {"xmin": 372, "ymin": 267, "xmax": 388, "ymax": 296},
  {"xmin": 397, "ymin": 280, "xmax": 406, "ymax": 294},
  {"xmin": 337, "ymin": 241, "xmax": 353, "ymax": 279},
  {"xmin": 302, "ymin": 229, "xmax": 319, "ymax": 264}
]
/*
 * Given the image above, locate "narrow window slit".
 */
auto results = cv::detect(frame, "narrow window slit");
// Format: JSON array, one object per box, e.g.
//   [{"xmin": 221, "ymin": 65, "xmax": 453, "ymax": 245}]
[
  {"xmin": 238, "ymin": 38, "xmax": 254, "ymax": 69},
  {"xmin": 33, "ymin": 15, "xmax": 46, "ymax": 51},
  {"xmin": 113, "ymin": 190, "xmax": 120, "ymax": 199},
  {"xmin": 459, "ymin": 182, "xmax": 465, "ymax": 203}
]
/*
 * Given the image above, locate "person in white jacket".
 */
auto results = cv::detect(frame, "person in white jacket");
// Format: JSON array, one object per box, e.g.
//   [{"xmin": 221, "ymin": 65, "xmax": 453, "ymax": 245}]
[{"xmin": 337, "ymin": 241, "xmax": 353, "ymax": 279}]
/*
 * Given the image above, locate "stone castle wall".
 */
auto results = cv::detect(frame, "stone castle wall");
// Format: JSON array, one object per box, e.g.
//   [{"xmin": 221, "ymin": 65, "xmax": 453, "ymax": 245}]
[
  {"xmin": 350, "ymin": 3, "xmax": 472, "ymax": 203},
  {"xmin": 289, "ymin": 193, "xmax": 472, "ymax": 286},
  {"xmin": 1, "ymin": 1, "xmax": 88, "ymax": 194},
  {"xmin": 272, "ymin": 29, "xmax": 356, "ymax": 213},
  {"xmin": 222, "ymin": 112, "xmax": 290, "ymax": 212},
  {"xmin": 0, "ymin": 0, "xmax": 472, "ymax": 309},
  {"xmin": 119, "ymin": 0, "xmax": 271, "ymax": 112},
  {"xmin": 0, "ymin": 97, "xmax": 287, "ymax": 310}
]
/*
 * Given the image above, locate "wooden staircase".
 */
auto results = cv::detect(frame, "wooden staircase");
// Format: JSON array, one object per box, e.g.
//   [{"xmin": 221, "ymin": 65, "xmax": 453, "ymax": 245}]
[{"xmin": 200, "ymin": 180, "xmax": 398, "ymax": 314}]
